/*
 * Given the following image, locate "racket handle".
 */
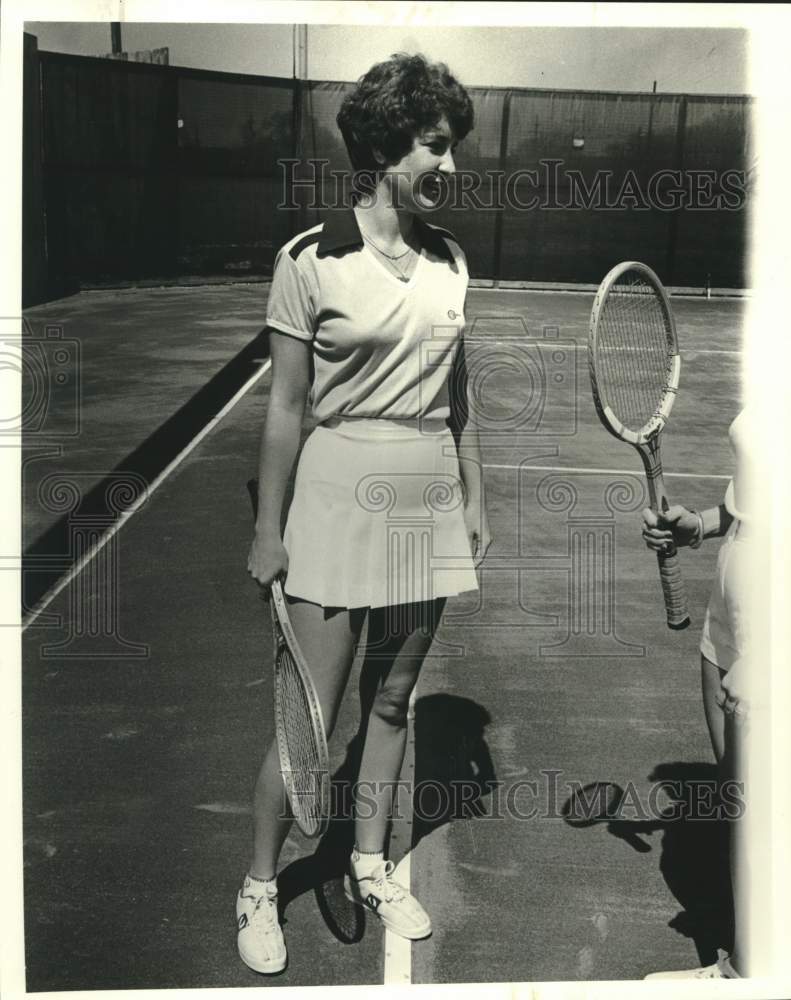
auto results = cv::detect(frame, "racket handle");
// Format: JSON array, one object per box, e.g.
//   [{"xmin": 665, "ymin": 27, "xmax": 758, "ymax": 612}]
[{"xmin": 656, "ymin": 546, "xmax": 690, "ymax": 630}]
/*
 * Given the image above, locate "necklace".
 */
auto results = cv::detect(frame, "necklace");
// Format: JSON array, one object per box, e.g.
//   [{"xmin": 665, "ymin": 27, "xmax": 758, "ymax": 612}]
[
  {"xmin": 362, "ymin": 233, "xmax": 417, "ymax": 281},
  {"xmin": 361, "ymin": 233, "xmax": 413, "ymax": 260}
]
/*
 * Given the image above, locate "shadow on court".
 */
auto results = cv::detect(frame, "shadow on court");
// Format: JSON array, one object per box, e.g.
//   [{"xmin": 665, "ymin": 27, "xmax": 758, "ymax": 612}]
[
  {"xmin": 276, "ymin": 735, "xmax": 366, "ymax": 947},
  {"xmin": 272, "ymin": 694, "xmax": 500, "ymax": 945},
  {"xmin": 21, "ymin": 286, "xmax": 745, "ymax": 988},
  {"xmin": 411, "ymin": 694, "xmax": 498, "ymax": 846},
  {"xmin": 561, "ymin": 762, "xmax": 734, "ymax": 967}
]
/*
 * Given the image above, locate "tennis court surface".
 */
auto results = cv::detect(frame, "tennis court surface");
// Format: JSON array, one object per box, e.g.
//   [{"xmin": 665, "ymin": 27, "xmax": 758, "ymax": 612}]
[{"xmin": 21, "ymin": 282, "xmax": 744, "ymax": 988}]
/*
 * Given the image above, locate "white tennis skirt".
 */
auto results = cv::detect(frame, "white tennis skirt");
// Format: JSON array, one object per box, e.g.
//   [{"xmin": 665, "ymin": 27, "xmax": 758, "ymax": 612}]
[{"xmin": 282, "ymin": 417, "xmax": 479, "ymax": 609}]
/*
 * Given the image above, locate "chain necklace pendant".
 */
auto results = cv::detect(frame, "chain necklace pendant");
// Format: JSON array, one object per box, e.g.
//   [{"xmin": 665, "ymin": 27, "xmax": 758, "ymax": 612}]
[
  {"xmin": 362, "ymin": 234, "xmax": 416, "ymax": 281},
  {"xmin": 362, "ymin": 233, "xmax": 412, "ymax": 260},
  {"xmin": 391, "ymin": 251, "xmax": 415, "ymax": 282}
]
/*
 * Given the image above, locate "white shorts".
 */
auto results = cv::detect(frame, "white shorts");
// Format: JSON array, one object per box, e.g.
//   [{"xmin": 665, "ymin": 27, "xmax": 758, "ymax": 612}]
[{"xmin": 699, "ymin": 518, "xmax": 751, "ymax": 671}]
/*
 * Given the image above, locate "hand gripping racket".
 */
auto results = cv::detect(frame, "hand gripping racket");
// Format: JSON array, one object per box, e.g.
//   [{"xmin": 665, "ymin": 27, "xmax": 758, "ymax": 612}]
[
  {"xmin": 247, "ymin": 479, "xmax": 330, "ymax": 837},
  {"xmin": 588, "ymin": 262, "xmax": 690, "ymax": 630}
]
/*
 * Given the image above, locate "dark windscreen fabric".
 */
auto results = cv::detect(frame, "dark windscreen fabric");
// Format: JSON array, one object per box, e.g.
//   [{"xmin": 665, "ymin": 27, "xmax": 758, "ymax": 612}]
[{"xmin": 35, "ymin": 49, "xmax": 752, "ymax": 288}]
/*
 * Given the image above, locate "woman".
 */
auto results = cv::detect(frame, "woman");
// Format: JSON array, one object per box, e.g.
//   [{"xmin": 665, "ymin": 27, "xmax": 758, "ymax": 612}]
[
  {"xmin": 641, "ymin": 408, "xmax": 754, "ymax": 979},
  {"xmin": 237, "ymin": 54, "xmax": 491, "ymax": 974}
]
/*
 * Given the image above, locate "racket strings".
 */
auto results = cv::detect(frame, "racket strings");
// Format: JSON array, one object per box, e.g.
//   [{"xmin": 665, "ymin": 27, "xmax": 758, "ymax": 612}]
[
  {"xmin": 597, "ymin": 274, "xmax": 673, "ymax": 433},
  {"xmin": 275, "ymin": 643, "xmax": 327, "ymax": 816}
]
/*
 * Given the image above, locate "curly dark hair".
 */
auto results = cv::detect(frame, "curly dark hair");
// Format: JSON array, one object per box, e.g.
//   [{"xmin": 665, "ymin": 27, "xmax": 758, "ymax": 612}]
[{"xmin": 336, "ymin": 53, "xmax": 474, "ymax": 172}]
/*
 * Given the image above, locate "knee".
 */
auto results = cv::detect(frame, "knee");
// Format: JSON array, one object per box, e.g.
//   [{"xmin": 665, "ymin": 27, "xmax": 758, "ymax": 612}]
[{"xmin": 371, "ymin": 685, "xmax": 410, "ymax": 729}]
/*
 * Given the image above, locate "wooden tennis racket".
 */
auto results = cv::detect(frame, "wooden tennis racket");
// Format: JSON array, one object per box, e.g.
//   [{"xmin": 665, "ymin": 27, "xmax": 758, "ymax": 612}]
[
  {"xmin": 247, "ymin": 478, "xmax": 330, "ymax": 837},
  {"xmin": 588, "ymin": 262, "xmax": 690, "ymax": 630}
]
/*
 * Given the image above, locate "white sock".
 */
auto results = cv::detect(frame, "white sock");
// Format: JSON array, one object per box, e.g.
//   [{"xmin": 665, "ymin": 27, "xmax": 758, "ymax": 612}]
[
  {"xmin": 351, "ymin": 847, "xmax": 385, "ymax": 877},
  {"xmin": 245, "ymin": 871, "xmax": 277, "ymax": 890}
]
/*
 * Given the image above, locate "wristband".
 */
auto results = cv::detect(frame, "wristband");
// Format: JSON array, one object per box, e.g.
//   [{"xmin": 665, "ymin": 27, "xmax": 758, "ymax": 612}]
[{"xmin": 688, "ymin": 508, "xmax": 705, "ymax": 549}]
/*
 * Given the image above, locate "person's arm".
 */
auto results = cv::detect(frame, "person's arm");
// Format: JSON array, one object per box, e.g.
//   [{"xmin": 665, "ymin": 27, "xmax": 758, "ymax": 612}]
[
  {"xmin": 642, "ymin": 502, "xmax": 734, "ymax": 551},
  {"xmin": 449, "ymin": 335, "xmax": 492, "ymax": 566},
  {"xmin": 247, "ymin": 331, "xmax": 311, "ymax": 588},
  {"xmin": 719, "ymin": 522, "xmax": 754, "ymax": 720}
]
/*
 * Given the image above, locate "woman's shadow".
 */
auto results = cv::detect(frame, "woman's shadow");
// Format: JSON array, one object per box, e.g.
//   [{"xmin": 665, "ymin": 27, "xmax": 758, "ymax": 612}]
[
  {"xmin": 561, "ymin": 761, "xmax": 736, "ymax": 965},
  {"xmin": 275, "ymin": 692, "xmax": 496, "ymax": 943},
  {"xmin": 411, "ymin": 693, "xmax": 497, "ymax": 847}
]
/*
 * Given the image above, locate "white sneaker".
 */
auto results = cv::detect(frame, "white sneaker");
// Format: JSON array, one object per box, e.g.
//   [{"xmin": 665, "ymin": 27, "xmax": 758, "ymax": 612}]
[
  {"xmin": 644, "ymin": 949, "xmax": 738, "ymax": 980},
  {"xmin": 236, "ymin": 875, "xmax": 287, "ymax": 974},
  {"xmin": 344, "ymin": 855, "xmax": 431, "ymax": 940}
]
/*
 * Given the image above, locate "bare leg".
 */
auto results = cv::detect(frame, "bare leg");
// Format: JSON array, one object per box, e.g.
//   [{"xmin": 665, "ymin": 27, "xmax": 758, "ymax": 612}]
[
  {"xmin": 250, "ymin": 600, "xmax": 365, "ymax": 879},
  {"xmin": 723, "ymin": 710, "xmax": 747, "ymax": 976},
  {"xmin": 701, "ymin": 654, "xmax": 745, "ymax": 977},
  {"xmin": 701, "ymin": 655, "xmax": 726, "ymax": 764},
  {"xmin": 354, "ymin": 599, "xmax": 444, "ymax": 852}
]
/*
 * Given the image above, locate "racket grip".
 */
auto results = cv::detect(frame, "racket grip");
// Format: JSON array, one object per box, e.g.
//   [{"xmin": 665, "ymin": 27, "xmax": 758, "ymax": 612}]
[{"xmin": 656, "ymin": 546, "xmax": 690, "ymax": 630}]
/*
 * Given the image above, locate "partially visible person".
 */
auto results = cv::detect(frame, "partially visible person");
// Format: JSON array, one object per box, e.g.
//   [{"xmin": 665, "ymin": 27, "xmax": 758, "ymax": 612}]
[{"xmin": 641, "ymin": 408, "xmax": 755, "ymax": 979}]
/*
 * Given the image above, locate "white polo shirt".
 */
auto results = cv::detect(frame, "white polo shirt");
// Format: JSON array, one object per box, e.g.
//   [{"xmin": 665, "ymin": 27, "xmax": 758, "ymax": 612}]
[{"xmin": 265, "ymin": 207, "xmax": 468, "ymax": 423}]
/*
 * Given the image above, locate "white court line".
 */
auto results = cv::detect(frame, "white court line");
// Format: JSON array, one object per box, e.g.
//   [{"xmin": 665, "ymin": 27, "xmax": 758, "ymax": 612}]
[
  {"xmin": 465, "ymin": 339, "xmax": 741, "ymax": 357},
  {"xmin": 485, "ymin": 463, "xmax": 730, "ymax": 480},
  {"xmin": 679, "ymin": 349, "xmax": 743, "ymax": 356},
  {"xmin": 468, "ymin": 284, "xmax": 751, "ymax": 300},
  {"xmin": 383, "ymin": 685, "xmax": 418, "ymax": 985},
  {"xmin": 21, "ymin": 358, "xmax": 272, "ymax": 630},
  {"xmin": 385, "ymin": 859, "xmax": 412, "ymax": 985}
]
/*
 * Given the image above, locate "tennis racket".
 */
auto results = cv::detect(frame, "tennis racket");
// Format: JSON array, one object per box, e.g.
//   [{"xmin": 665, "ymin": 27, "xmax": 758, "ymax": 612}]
[
  {"xmin": 588, "ymin": 262, "xmax": 690, "ymax": 630},
  {"xmin": 247, "ymin": 478, "xmax": 330, "ymax": 837}
]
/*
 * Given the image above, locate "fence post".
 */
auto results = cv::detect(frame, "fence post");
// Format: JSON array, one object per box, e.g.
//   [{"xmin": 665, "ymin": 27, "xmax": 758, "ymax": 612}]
[
  {"xmin": 491, "ymin": 90, "xmax": 512, "ymax": 284},
  {"xmin": 290, "ymin": 25, "xmax": 308, "ymax": 238},
  {"xmin": 163, "ymin": 69, "xmax": 180, "ymax": 280},
  {"xmin": 664, "ymin": 94, "xmax": 687, "ymax": 285},
  {"xmin": 23, "ymin": 33, "xmax": 48, "ymax": 307}
]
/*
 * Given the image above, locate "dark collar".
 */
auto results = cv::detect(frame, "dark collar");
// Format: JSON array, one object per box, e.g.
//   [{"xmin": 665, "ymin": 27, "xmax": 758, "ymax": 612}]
[
  {"xmin": 316, "ymin": 206, "xmax": 454, "ymax": 263},
  {"xmin": 315, "ymin": 205, "xmax": 362, "ymax": 256}
]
